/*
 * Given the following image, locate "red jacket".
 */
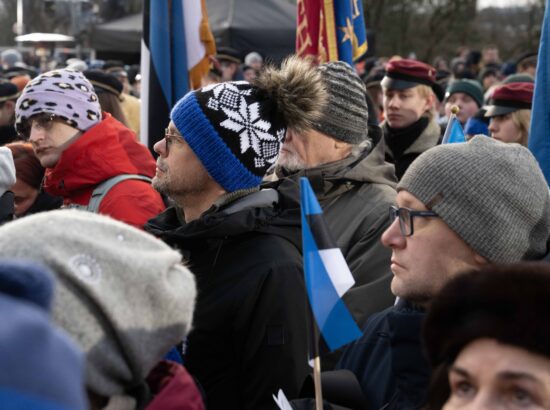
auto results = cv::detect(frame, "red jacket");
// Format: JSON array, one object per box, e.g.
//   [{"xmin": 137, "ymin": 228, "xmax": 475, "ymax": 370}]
[
  {"xmin": 44, "ymin": 114, "xmax": 165, "ymax": 229},
  {"xmin": 146, "ymin": 361, "xmax": 205, "ymax": 410}
]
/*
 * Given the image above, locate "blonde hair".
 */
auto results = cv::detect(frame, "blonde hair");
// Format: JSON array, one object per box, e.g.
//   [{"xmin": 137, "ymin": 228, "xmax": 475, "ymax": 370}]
[
  {"xmin": 415, "ymin": 84, "xmax": 437, "ymax": 120},
  {"xmin": 510, "ymin": 109, "xmax": 531, "ymax": 146}
]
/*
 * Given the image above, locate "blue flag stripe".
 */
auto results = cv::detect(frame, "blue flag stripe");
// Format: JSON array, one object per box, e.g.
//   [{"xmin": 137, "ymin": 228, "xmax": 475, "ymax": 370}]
[
  {"xmin": 302, "ymin": 212, "xmax": 363, "ymax": 351},
  {"xmin": 150, "ymin": 2, "xmax": 172, "ymax": 105},
  {"xmin": 528, "ymin": 0, "xmax": 550, "ymax": 185},
  {"xmin": 171, "ymin": 0, "xmax": 189, "ymax": 103}
]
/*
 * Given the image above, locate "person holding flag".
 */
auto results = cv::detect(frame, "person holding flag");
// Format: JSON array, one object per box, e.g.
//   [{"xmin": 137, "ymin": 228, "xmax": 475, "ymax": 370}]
[
  {"xmin": 270, "ymin": 60, "xmax": 397, "ymax": 335},
  {"xmin": 145, "ymin": 56, "xmax": 327, "ymax": 409}
]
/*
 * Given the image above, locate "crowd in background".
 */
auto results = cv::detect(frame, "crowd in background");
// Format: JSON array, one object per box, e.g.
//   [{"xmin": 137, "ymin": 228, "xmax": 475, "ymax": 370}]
[{"xmin": 0, "ymin": 39, "xmax": 548, "ymax": 410}]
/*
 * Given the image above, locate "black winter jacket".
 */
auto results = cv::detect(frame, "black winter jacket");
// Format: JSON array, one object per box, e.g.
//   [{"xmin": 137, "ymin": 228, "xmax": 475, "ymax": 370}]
[
  {"xmin": 145, "ymin": 190, "xmax": 310, "ymax": 410},
  {"xmin": 336, "ymin": 299, "xmax": 430, "ymax": 409}
]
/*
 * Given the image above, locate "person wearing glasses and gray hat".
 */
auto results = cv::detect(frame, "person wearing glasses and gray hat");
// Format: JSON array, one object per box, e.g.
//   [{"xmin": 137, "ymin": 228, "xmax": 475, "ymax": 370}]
[{"xmin": 332, "ymin": 136, "xmax": 550, "ymax": 410}]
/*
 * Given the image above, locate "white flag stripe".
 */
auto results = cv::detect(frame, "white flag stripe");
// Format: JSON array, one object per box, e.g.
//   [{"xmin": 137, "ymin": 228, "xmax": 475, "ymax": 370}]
[
  {"xmin": 182, "ymin": 0, "xmax": 206, "ymax": 69},
  {"xmin": 139, "ymin": 39, "xmax": 150, "ymax": 145},
  {"xmin": 318, "ymin": 248, "xmax": 355, "ymax": 297}
]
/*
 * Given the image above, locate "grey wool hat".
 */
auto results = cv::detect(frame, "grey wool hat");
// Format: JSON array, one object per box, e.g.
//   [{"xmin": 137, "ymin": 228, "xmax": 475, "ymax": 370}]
[
  {"xmin": 314, "ymin": 61, "xmax": 369, "ymax": 144},
  {"xmin": 0, "ymin": 210, "xmax": 197, "ymax": 407},
  {"xmin": 398, "ymin": 136, "xmax": 550, "ymax": 263}
]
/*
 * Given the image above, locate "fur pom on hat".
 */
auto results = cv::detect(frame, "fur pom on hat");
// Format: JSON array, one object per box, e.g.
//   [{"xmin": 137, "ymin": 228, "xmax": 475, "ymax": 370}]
[
  {"xmin": 170, "ymin": 55, "xmax": 327, "ymax": 192},
  {"xmin": 424, "ymin": 263, "xmax": 550, "ymax": 367},
  {"xmin": 0, "ymin": 210, "xmax": 197, "ymax": 405},
  {"xmin": 0, "ymin": 147, "xmax": 16, "ymax": 198}
]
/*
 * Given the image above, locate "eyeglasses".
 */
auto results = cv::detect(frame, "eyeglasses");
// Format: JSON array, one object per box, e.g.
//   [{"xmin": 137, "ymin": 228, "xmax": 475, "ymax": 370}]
[
  {"xmin": 163, "ymin": 128, "xmax": 182, "ymax": 155},
  {"xmin": 16, "ymin": 113, "xmax": 57, "ymax": 140},
  {"xmin": 389, "ymin": 206, "xmax": 439, "ymax": 237}
]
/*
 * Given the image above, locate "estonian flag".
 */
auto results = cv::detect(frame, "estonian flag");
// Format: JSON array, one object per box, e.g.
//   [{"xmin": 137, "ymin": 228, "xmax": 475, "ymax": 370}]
[
  {"xmin": 529, "ymin": 0, "xmax": 550, "ymax": 185},
  {"xmin": 140, "ymin": 0, "xmax": 216, "ymax": 151},
  {"xmin": 300, "ymin": 177, "xmax": 362, "ymax": 353}
]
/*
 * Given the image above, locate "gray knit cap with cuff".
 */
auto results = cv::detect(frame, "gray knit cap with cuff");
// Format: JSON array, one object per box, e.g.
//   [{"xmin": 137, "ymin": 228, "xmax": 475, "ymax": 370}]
[
  {"xmin": 0, "ymin": 210, "xmax": 197, "ymax": 405},
  {"xmin": 314, "ymin": 61, "xmax": 369, "ymax": 144},
  {"xmin": 398, "ymin": 136, "xmax": 550, "ymax": 263}
]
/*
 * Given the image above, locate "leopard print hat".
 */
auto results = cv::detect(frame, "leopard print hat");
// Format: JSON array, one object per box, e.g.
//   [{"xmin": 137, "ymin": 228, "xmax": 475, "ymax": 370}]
[{"xmin": 15, "ymin": 68, "xmax": 102, "ymax": 133}]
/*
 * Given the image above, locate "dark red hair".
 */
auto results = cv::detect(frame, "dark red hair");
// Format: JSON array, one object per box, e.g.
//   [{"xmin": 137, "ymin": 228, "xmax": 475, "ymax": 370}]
[{"xmin": 5, "ymin": 142, "xmax": 44, "ymax": 189}]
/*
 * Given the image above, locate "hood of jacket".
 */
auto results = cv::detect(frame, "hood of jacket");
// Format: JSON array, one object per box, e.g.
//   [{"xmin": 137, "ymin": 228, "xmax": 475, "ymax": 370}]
[
  {"xmin": 272, "ymin": 134, "xmax": 397, "ymax": 199},
  {"xmin": 145, "ymin": 188, "xmax": 302, "ymax": 253},
  {"xmin": 43, "ymin": 113, "xmax": 156, "ymax": 199}
]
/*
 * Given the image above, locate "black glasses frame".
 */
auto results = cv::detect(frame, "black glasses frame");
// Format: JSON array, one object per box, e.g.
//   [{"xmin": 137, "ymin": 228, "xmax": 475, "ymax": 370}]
[{"xmin": 389, "ymin": 205, "xmax": 439, "ymax": 237}]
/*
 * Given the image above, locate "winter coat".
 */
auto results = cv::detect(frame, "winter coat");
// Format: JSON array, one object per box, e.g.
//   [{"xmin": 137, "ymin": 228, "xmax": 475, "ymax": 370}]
[
  {"xmin": 336, "ymin": 299, "xmax": 430, "ymax": 410},
  {"xmin": 43, "ymin": 113, "xmax": 165, "ymax": 228},
  {"xmin": 145, "ymin": 189, "xmax": 310, "ymax": 410},
  {"xmin": 383, "ymin": 117, "xmax": 440, "ymax": 180},
  {"xmin": 146, "ymin": 361, "xmax": 205, "ymax": 410},
  {"xmin": 270, "ymin": 136, "xmax": 397, "ymax": 327}
]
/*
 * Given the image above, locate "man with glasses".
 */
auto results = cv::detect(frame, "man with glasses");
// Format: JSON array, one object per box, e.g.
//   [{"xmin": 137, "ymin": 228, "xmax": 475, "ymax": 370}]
[
  {"xmin": 331, "ymin": 136, "xmax": 550, "ymax": 410},
  {"xmin": 145, "ymin": 56, "xmax": 327, "ymax": 409},
  {"xmin": 14, "ymin": 68, "xmax": 165, "ymax": 228}
]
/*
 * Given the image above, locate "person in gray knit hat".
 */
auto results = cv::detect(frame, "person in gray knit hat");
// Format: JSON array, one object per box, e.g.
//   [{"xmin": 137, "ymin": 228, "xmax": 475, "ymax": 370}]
[
  {"xmin": 271, "ymin": 60, "xmax": 397, "ymax": 340},
  {"xmin": 0, "ymin": 209, "xmax": 204, "ymax": 409},
  {"xmin": 333, "ymin": 136, "xmax": 550, "ymax": 410}
]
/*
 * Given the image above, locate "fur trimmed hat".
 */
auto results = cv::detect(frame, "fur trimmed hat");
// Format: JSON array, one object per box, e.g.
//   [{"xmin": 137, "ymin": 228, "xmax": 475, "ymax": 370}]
[
  {"xmin": 0, "ymin": 210, "xmax": 197, "ymax": 407},
  {"xmin": 170, "ymin": 55, "xmax": 327, "ymax": 192},
  {"xmin": 424, "ymin": 263, "xmax": 550, "ymax": 367},
  {"xmin": 398, "ymin": 136, "xmax": 550, "ymax": 263},
  {"xmin": 15, "ymin": 68, "xmax": 102, "ymax": 136}
]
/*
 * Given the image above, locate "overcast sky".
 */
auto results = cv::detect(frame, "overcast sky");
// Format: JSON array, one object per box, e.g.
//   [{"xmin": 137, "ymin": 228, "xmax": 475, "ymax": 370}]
[{"xmin": 478, "ymin": 0, "xmax": 532, "ymax": 8}]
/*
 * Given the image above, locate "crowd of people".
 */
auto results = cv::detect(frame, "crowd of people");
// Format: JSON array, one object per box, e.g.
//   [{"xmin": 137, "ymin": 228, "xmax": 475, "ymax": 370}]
[{"xmin": 0, "ymin": 40, "xmax": 548, "ymax": 410}]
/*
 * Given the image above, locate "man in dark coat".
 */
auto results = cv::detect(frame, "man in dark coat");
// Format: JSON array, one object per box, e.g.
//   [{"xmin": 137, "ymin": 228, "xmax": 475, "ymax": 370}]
[
  {"xmin": 270, "ymin": 61, "xmax": 397, "ymax": 330},
  {"xmin": 335, "ymin": 137, "xmax": 550, "ymax": 409},
  {"xmin": 381, "ymin": 59, "xmax": 443, "ymax": 179},
  {"xmin": 145, "ymin": 56, "xmax": 328, "ymax": 410}
]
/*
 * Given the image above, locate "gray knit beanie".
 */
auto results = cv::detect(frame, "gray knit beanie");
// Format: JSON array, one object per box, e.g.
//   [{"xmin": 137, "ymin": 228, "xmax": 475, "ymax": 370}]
[
  {"xmin": 0, "ymin": 210, "xmax": 197, "ymax": 406},
  {"xmin": 314, "ymin": 61, "xmax": 369, "ymax": 143},
  {"xmin": 0, "ymin": 147, "xmax": 16, "ymax": 197},
  {"xmin": 398, "ymin": 136, "xmax": 550, "ymax": 263}
]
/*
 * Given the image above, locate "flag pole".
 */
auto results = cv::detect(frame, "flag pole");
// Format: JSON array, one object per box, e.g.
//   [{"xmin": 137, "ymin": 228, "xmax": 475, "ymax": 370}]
[
  {"xmin": 441, "ymin": 105, "xmax": 460, "ymax": 144},
  {"xmin": 313, "ymin": 356, "xmax": 323, "ymax": 410}
]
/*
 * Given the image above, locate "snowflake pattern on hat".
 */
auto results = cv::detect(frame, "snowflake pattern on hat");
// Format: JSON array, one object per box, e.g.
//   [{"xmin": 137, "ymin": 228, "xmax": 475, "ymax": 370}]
[{"xmin": 203, "ymin": 82, "xmax": 284, "ymax": 169}]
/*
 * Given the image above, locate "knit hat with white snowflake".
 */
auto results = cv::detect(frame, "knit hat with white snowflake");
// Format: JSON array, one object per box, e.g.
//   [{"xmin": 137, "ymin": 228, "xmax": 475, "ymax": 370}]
[{"xmin": 170, "ymin": 55, "xmax": 327, "ymax": 192}]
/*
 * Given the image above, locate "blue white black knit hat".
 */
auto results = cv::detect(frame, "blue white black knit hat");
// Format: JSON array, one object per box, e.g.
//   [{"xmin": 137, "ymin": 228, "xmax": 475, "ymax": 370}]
[{"xmin": 170, "ymin": 55, "xmax": 327, "ymax": 192}]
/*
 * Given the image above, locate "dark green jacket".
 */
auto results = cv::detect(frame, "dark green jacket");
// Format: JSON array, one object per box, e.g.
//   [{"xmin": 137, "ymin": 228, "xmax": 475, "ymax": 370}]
[{"xmin": 269, "ymin": 136, "xmax": 397, "ymax": 327}]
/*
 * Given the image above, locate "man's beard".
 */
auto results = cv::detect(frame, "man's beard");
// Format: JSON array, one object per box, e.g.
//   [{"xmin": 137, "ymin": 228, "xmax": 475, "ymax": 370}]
[{"xmin": 277, "ymin": 150, "xmax": 307, "ymax": 172}]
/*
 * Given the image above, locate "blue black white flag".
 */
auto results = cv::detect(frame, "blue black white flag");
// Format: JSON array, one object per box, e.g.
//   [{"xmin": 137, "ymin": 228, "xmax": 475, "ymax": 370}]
[{"xmin": 300, "ymin": 177, "xmax": 362, "ymax": 353}]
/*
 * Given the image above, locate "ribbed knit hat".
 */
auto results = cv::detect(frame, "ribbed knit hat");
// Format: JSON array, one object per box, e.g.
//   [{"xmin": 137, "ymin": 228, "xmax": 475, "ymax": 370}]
[
  {"xmin": 445, "ymin": 79, "xmax": 484, "ymax": 108},
  {"xmin": 170, "ymin": 55, "xmax": 327, "ymax": 192},
  {"xmin": 0, "ymin": 147, "xmax": 15, "ymax": 197},
  {"xmin": 313, "ymin": 61, "xmax": 369, "ymax": 144},
  {"xmin": 398, "ymin": 136, "xmax": 550, "ymax": 263},
  {"xmin": 15, "ymin": 68, "xmax": 102, "ymax": 135},
  {"xmin": 0, "ymin": 210, "xmax": 197, "ymax": 406}
]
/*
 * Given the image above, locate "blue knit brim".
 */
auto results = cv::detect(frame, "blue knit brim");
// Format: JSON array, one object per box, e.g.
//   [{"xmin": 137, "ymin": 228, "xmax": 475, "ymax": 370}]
[
  {"xmin": 170, "ymin": 93, "xmax": 262, "ymax": 192},
  {"xmin": 464, "ymin": 118, "xmax": 489, "ymax": 136}
]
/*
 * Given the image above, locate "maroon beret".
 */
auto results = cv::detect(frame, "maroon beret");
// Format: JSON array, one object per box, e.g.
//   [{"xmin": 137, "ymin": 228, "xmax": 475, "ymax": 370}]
[
  {"xmin": 485, "ymin": 82, "xmax": 534, "ymax": 117},
  {"xmin": 382, "ymin": 59, "xmax": 444, "ymax": 101}
]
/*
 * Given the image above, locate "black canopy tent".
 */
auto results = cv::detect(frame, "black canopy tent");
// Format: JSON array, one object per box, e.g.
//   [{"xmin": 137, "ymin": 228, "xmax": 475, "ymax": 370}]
[{"xmin": 90, "ymin": 0, "xmax": 297, "ymax": 62}]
